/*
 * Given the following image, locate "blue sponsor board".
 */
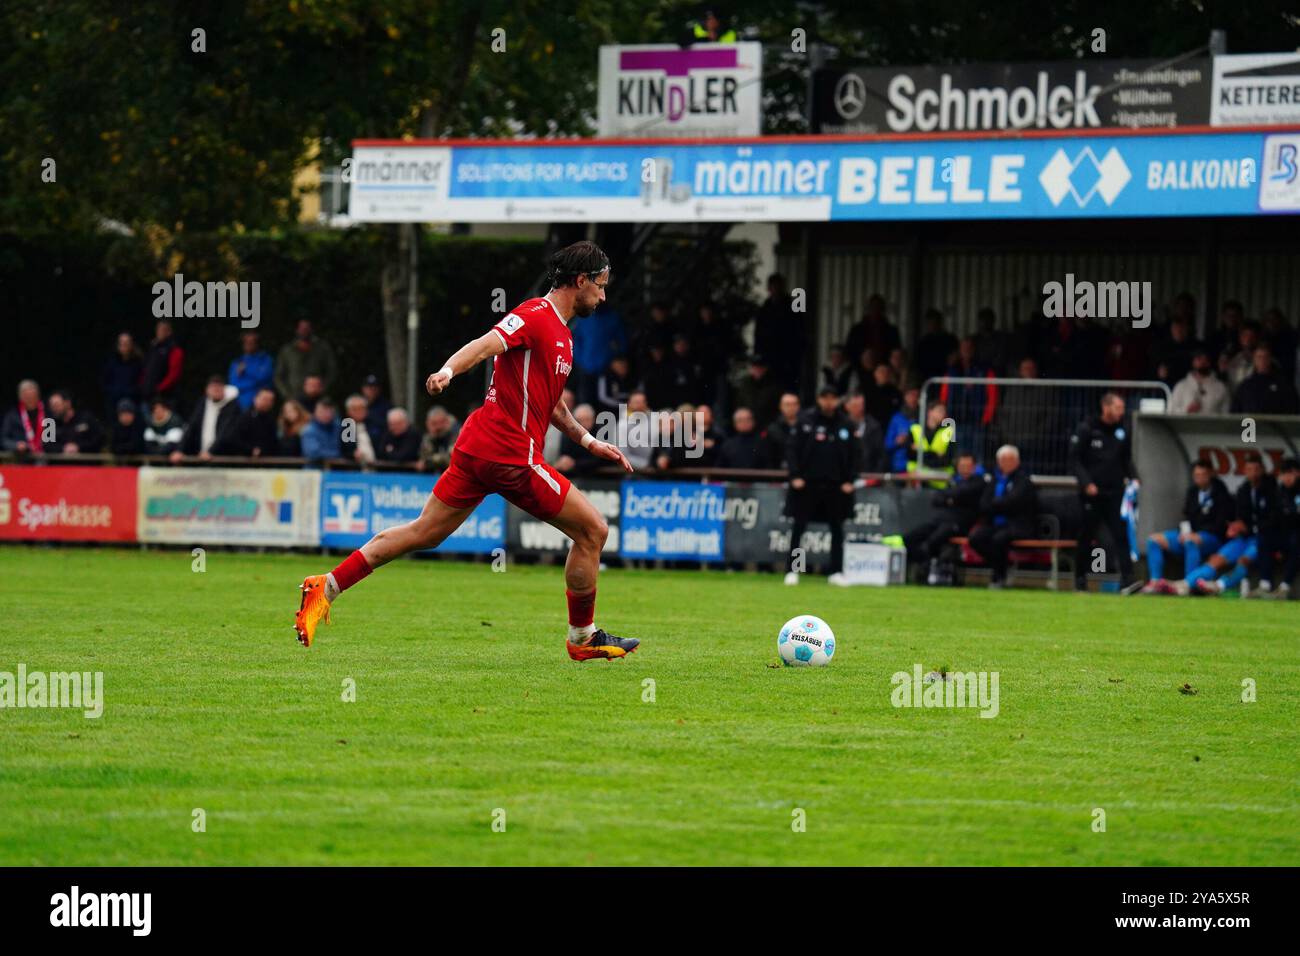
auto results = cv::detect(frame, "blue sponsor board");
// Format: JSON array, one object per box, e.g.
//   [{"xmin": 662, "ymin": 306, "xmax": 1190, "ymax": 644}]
[
  {"xmin": 619, "ymin": 481, "xmax": 725, "ymax": 562},
  {"xmin": 319, "ymin": 472, "xmax": 504, "ymax": 554},
  {"xmin": 439, "ymin": 129, "xmax": 1295, "ymax": 220}
]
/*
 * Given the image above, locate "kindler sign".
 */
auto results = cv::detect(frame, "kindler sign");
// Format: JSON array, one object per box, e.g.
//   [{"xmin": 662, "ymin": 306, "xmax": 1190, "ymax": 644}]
[
  {"xmin": 812, "ymin": 58, "xmax": 1210, "ymax": 134},
  {"xmin": 598, "ymin": 43, "xmax": 762, "ymax": 138}
]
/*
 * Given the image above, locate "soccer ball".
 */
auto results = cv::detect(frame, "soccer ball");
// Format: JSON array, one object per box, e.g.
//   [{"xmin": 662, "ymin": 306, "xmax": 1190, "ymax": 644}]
[{"xmin": 777, "ymin": 615, "xmax": 836, "ymax": 667}]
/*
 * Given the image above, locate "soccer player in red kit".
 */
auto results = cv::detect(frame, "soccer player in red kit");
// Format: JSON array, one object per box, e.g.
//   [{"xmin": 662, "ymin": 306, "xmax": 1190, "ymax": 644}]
[{"xmin": 293, "ymin": 241, "xmax": 639, "ymax": 660}]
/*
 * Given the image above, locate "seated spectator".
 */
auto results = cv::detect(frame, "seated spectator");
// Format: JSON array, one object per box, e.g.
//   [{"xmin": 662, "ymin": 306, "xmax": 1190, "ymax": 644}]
[
  {"xmin": 341, "ymin": 394, "xmax": 377, "ymax": 465},
  {"xmin": 821, "ymin": 345, "xmax": 853, "ymax": 397},
  {"xmin": 885, "ymin": 386, "xmax": 920, "ymax": 473},
  {"xmin": 889, "ymin": 347, "xmax": 917, "ymax": 392},
  {"xmin": 48, "ymin": 390, "xmax": 104, "ymax": 453},
  {"xmin": 417, "ymin": 405, "xmax": 460, "ymax": 472},
  {"xmin": 1152, "ymin": 313, "xmax": 1198, "ymax": 386},
  {"xmin": 906, "ymin": 401, "xmax": 956, "ymax": 488},
  {"xmin": 843, "ymin": 391, "xmax": 885, "ymax": 473},
  {"xmin": 233, "ymin": 387, "xmax": 280, "ymax": 458},
  {"xmin": 278, "ymin": 399, "xmax": 309, "ymax": 457},
  {"xmin": 904, "ymin": 452, "xmax": 985, "ymax": 584},
  {"xmin": 1267, "ymin": 458, "xmax": 1299, "ymax": 600},
  {"xmin": 1185, "ymin": 452, "xmax": 1278, "ymax": 595},
  {"xmin": 142, "ymin": 398, "xmax": 186, "ymax": 455},
  {"xmin": 2, "ymin": 379, "xmax": 52, "ymax": 455},
  {"xmin": 733, "ymin": 356, "xmax": 782, "ymax": 427},
  {"xmin": 301, "ymin": 397, "xmax": 341, "ymax": 461},
  {"xmin": 1169, "ymin": 349, "xmax": 1229, "ymax": 414},
  {"xmin": 688, "ymin": 403, "xmax": 725, "ymax": 467},
  {"xmin": 361, "ymin": 375, "xmax": 392, "ymax": 444},
  {"xmin": 297, "ymin": 374, "xmax": 326, "ymax": 414},
  {"xmin": 1222, "ymin": 322, "xmax": 1261, "ymax": 390},
  {"xmin": 140, "ymin": 319, "xmax": 184, "ymax": 409},
  {"xmin": 555, "ymin": 404, "xmax": 601, "ymax": 477},
  {"xmin": 1142, "ymin": 459, "xmax": 1232, "ymax": 594},
  {"xmin": 108, "ymin": 399, "xmax": 146, "ymax": 456},
  {"xmin": 275, "ymin": 319, "xmax": 338, "ymax": 399},
  {"xmin": 378, "ymin": 407, "xmax": 420, "ymax": 462},
  {"xmin": 867, "ymin": 364, "xmax": 902, "ymax": 430},
  {"xmin": 968, "ymin": 444, "xmax": 1039, "ymax": 589},
  {"xmin": 101, "ymin": 332, "xmax": 143, "ymax": 419},
  {"xmin": 654, "ymin": 404, "xmax": 691, "ymax": 471},
  {"xmin": 620, "ymin": 391, "xmax": 654, "ymax": 471},
  {"xmin": 171, "ymin": 375, "xmax": 241, "ymax": 461},
  {"xmin": 596, "ymin": 354, "xmax": 632, "ymax": 417},
  {"xmin": 1231, "ymin": 342, "xmax": 1300, "ymax": 415},
  {"xmin": 716, "ymin": 407, "xmax": 770, "ymax": 469},
  {"xmin": 228, "ymin": 332, "xmax": 274, "ymax": 410},
  {"xmin": 762, "ymin": 392, "xmax": 801, "ymax": 470}
]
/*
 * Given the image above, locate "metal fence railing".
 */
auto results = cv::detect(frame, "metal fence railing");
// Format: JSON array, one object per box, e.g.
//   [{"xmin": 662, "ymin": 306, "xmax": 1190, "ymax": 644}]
[{"xmin": 918, "ymin": 377, "xmax": 1172, "ymax": 477}]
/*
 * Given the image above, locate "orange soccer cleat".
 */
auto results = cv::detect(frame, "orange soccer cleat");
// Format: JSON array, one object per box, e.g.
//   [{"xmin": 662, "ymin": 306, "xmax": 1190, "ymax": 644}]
[
  {"xmin": 566, "ymin": 628, "xmax": 640, "ymax": 662},
  {"xmin": 293, "ymin": 574, "xmax": 332, "ymax": 647}
]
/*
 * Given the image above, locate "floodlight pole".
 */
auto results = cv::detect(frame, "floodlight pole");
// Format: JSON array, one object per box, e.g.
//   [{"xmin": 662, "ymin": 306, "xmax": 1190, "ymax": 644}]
[{"xmin": 406, "ymin": 223, "xmax": 420, "ymax": 414}]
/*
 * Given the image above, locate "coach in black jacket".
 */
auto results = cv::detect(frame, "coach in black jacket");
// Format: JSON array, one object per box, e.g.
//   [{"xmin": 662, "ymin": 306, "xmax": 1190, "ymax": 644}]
[
  {"xmin": 969, "ymin": 444, "xmax": 1039, "ymax": 588},
  {"xmin": 784, "ymin": 387, "xmax": 857, "ymax": 579},
  {"xmin": 1069, "ymin": 392, "xmax": 1135, "ymax": 591},
  {"xmin": 904, "ymin": 451, "xmax": 984, "ymax": 581}
]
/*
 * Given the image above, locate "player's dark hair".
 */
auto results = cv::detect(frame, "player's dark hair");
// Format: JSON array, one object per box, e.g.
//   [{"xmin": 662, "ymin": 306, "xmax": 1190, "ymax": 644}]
[{"xmin": 547, "ymin": 241, "xmax": 609, "ymax": 289}]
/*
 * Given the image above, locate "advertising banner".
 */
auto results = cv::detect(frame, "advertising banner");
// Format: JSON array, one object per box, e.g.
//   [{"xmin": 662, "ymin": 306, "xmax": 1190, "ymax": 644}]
[
  {"xmin": 0, "ymin": 466, "xmax": 137, "ymax": 542},
  {"xmin": 619, "ymin": 480, "xmax": 725, "ymax": 562},
  {"xmin": 507, "ymin": 479, "xmax": 620, "ymax": 555},
  {"xmin": 1211, "ymin": 53, "xmax": 1300, "ymax": 127},
  {"xmin": 351, "ymin": 128, "xmax": 1292, "ymax": 223},
  {"xmin": 137, "ymin": 467, "xmax": 320, "ymax": 546},
  {"xmin": 319, "ymin": 472, "xmax": 504, "ymax": 554},
  {"xmin": 598, "ymin": 43, "xmax": 762, "ymax": 138},
  {"xmin": 812, "ymin": 59, "xmax": 1211, "ymax": 135}
]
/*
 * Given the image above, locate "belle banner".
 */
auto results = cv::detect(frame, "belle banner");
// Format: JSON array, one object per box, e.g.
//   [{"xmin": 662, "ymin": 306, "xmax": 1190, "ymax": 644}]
[
  {"xmin": 137, "ymin": 467, "xmax": 321, "ymax": 546},
  {"xmin": 0, "ymin": 466, "xmax": 137, "ymax": 542},
  {"xmin": 351, "ymin": 128, "xmax": 1299, "ymax": 223}
]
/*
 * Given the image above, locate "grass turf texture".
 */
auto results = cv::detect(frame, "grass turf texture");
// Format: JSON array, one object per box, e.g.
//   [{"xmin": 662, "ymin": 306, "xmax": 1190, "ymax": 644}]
[{"xmin": 1, "ymin": 545, "xmax": 1296, "ymax": 866}]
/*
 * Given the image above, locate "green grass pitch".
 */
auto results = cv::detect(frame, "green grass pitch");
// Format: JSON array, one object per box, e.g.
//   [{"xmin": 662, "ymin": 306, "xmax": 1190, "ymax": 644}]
[{"xmin": 1, "ymin": 545, "xmax": 1296, "ymax": 866}]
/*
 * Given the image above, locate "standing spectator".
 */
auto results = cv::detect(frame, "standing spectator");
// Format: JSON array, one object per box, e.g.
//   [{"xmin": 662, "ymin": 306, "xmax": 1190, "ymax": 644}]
[
  {"xmin": 821, "ymin": 345, "xmax": 853, "ymax": 397},
  {"xmin": 915, "ymin": 309, "xmax": 958, "ymax": 382},
  {"xmin": 688, "ymin": 404, "xmax": 725, "ymax": 468},
  {"xmin": 1222, "ymin": 323, "xmax": 1260, "ymax": 390},
  {"xmin": 360, "ymin": 375, "xmax": 392, "ymax": 445},
  {"xmin": 638, "ymin": 343, "xmax": 675, "ymax": 410},
  {"xmin": 843, "ymin": 294, "xmax": 900, "ymax": 378},
  {"xmin": 635, "ymin": 302, "xmax": 676, "ymax": 364},
  {"xmin": 2, "ymin": 380, "xmax": 51, "ymax": 455},
  {"xmin": 1206, "ymin": 299, "xmax": 1245, "ymax": 365},
  {"xmin": 278, "ymin": 399, "xmax": 309, "ymax": 457},
  {"xmin": 47, "ymin": 390, "xmax": 104, "ymax": 453},
  {"xmin": 275, "ymin": 319, "xmax": 338, "ymax": 399},
  {"xmin": 341, "ymin": 394, "xmax": 377, "ymax": 465},
  {"xmin": 906, "ymin": 401, "xmax": 955, "ymax": 488},
  {"xmin": 101, "ymin": 332, "xmax": 143, "ymax": 419},
  {"xmin": 761, "ymin": 392, "xmax": 801, "ymax": 470},
  {"xmin": 867, "ymin": 364, "xmax": 902, "ymax": 431},
  {"xmin": 969, "ymin": 445, "xmax": 1039, "ymax": 589},
  {"xmin": 692, "ymin": 302, "xmax": 737, "ymax": 409},
  {"xmin": 378, "ymin": 407, "xmax": 420, "ymax": 463},
  {"xmin": 417, "ymin": 406, "xmax": 460, "ymax": 471},
  {"xmin": 571, "ymin": 302, "xmax": 627, "ymax": 407},
  {"xmin": 171, "ymin": 375, "xmax": 241, "ymax": 461},
  {"xmin": 140, "ymin": 319, "xmax": 185, "ymax": 409},
  {"xmin": 665, "ymin": 334, "xmax": 702, "ymax": 407},
  {"xmin": 843, "ymin": 391, "xmax": 885, "ymax": 473},
  {"xmin": 1262, "ymin": 307, "xmax": 1297, "ymax": 381},
  {"xmin": 1187, "ymin": 452, "xmax": 1279, "ymax": 596},
  {"xmin": 1069, "ymin": 392, "xmax": 1136, "ymax": 592},
  {"xmin": 885, "ymin": 386, "xmax": 920, "ymax": 473},
  {"xmin": 297, "ymin": 374, "xmax": 327, "ymax": 414},
  {"xmin": 1169, "ymin": 349, "xmax": 1230, "ymax": 414},
  {"xmin": 596, "ymin": 355, "xmax": 632, "ymax": 418},
  {"xmin": 108, "ymin": 400, "xmax": 146, "ymax": 456},
  {"xmin": 301, "ymin": 397, "xmax": 342, "ymax": 462},
  {"xmin": 972, "ymin": 308, "xmax": 1011, "ymax": 376},
  {"xmin": 753, "ymin": 274, "xmax": 806, "ymax": 391},
  {"xmin": 733, "ymin": 356, "xmax": 782, "ymax": 427},
  {"xmin": 904, "ymin": 451, "xmax": 986, "ymax": 584},
  {"xmin": 1231, "ymin": 343, "xmax": 1300, "ymax": 415},
  {"xmin": 889, "ymin": 347, "xmax": 917, "ymax": 393},
  {"xmin": 142, "ymin": 398, "xmax": 186, "ymax": 455},
  {"xmin": 1151, "ymin": 313, "xmax": 1198, "ymax": 386},
  {"xmin": 783, "ymin": 386, "xmax": 857, "ymax": 586},
  {"xmin": 939, "ymin": 337, "xmax": 998, "ymax": 456},
  {"xmin": 228, "ymin": 332, "xmax": 274, "ymax": 410},
  {"xmin": 233, "ymin": 387, "xmax": 281, "ymax": 458},
  {"xmin": 1142, "ymin": 459, "xmax": 1233, "ymax": 594},
  {"xmin": 716, "ymin": 407, "xmax": 769, "ymax": 469}
]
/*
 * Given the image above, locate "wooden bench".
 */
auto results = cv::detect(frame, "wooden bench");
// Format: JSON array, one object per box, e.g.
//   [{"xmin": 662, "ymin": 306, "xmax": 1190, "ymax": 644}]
[{"xmin": 949, "ymin": 536, "xmax": 1078, "ymax": 589}]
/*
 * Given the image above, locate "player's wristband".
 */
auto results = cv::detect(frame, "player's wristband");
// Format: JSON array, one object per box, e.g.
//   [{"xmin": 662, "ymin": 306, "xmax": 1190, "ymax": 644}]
[
  {"xmin": 580, "ymin": 433, "xmax": 596, "ymax": 450},
  {"xmin": 439, "ymin": 365, "xmax": 454, "ymax": 381}
]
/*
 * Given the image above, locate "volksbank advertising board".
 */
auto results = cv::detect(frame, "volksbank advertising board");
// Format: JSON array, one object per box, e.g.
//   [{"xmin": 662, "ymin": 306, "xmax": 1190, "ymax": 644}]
[
  {"xmin": 319, "ymin": 472, "xmax": 504, "ymax": 554},
  {"xmin": 350, "ymin": 129, "xmax": 1300, "ymax": 223}
]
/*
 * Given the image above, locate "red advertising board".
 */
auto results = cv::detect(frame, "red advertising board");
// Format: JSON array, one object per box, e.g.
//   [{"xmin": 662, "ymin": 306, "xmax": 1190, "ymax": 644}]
[{"xmin": 0, "ymin": 466, "xmax": 138, "ymax": 541}]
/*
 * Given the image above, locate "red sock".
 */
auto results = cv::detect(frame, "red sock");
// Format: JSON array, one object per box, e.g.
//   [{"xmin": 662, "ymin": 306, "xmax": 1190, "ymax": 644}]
[
  {"xmin": 331, "ymin": 550, "xmax": 373, "ymax": 593},
  {"xmin": 566, "ymin": 588, "xmax": 596, "ymax": 628}
]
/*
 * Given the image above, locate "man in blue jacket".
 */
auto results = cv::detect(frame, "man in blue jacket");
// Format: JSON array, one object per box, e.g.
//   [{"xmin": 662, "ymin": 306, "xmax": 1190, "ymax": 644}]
[{"xmin": 228, "ymin": 332, "xmax": 274, "ymax": 410}]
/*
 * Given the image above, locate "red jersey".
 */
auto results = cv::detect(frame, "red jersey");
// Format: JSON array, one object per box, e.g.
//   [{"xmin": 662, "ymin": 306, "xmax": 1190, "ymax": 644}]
[{"xmin": 455, "ymin": 296, "xmax": 574, "ymax": 465}]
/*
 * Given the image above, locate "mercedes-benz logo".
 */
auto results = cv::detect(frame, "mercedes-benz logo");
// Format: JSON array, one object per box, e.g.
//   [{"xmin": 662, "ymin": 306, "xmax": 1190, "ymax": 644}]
[{"xmin": 834, "ymin": 72, "xmax": 866, "ymax": 120}]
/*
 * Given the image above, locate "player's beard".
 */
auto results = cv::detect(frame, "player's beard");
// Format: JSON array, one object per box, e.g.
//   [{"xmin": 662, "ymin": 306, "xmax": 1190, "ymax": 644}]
[{"xmin": 573, "ymin": 299, "xmax": 598, "ymax": 318}]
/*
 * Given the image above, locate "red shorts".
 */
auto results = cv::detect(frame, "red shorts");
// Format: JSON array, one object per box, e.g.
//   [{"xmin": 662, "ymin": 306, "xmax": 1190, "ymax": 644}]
[{"xmin": 433, "ymin": 448, "xmax": 571, "ymax": 520}]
